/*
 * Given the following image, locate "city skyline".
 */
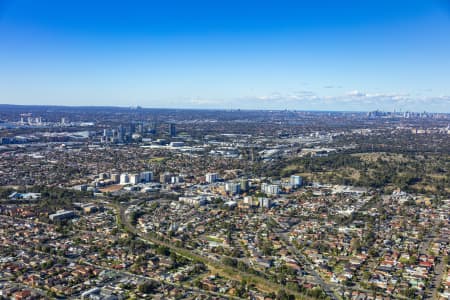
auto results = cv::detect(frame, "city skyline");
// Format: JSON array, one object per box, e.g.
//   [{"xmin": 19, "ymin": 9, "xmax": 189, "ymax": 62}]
[{"xmin": 1, "ymin": 0, "xmax": 450, "ymax": 112}]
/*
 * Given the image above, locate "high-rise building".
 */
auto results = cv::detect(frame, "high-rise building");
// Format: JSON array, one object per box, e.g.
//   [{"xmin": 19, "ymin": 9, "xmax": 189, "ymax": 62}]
[
  {"xmin": 140, "ymin": 171, "xmax": 153, "ymax": 183},
  {"xmin": 205, "ymin": 172, "xmax": 219, "ymax": 183},
  {"xmin": 136, "ymin": 123, "xmax": 144, "ymax": 134},
  {"xmin": 258, "ymin": 197, "xmax": 271, "ymax": 208},
  {"xmin": 118, "ymin": 125, "xmax": 125, "ymax": 142},
  {"xmin": 169, "ymin": 123, "xmax": 176, "ymax": 137},
  {"xmin": 120, "ymin": 173, "xmax": 129, "ymax": 185},
  {"xmin": 240, "ymin": 178, "xmax": 249, "ymax": 192},
  {"xmin": 110, "ymin": 173, "xmax": 120, "ymax": 183},
  {"xmin": 130, "ymin": 123, "xmax": 136, "ymax": 134},
  {"xmin": 261, "ymin": 183, "xmax": 268, "ymax": 193},
  {"xmin": 159, "ymin": 172, "xmax": 172, "ymax": 184},
  {"xmin": 150, "ymin": 121, "xmax": 157, "ymax": 135},
  {"xmin": 290, "ymin": 175, "xmax": 303, "ymax": 188},
  {"xmin": 225, "ymin": 182, "xmax": 241, "ymax": 195},
  {"xmin": 98, "ymin": 173, "xmax": 109, "ymax": 180},
  {"xmin": 129, "ymin": 174, "xmax": 140, "ymax": 185},
  {"xmin": 171, "ymin": 176, "xmax": 183, "ymax": 184},
  {"xmin": 261, "ymin": 183, "xmax": 280, "ymax": 195},
  {"xmin": 243, "ymin": 196, "xmax": 252, "ymax": 204}
]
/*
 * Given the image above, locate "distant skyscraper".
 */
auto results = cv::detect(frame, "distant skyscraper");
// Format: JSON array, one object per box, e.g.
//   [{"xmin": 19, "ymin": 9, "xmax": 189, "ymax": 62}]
[
  {"xmin": 150, "ymin": 121, "xmax": 158, "ymax": 135},
  {"xmin": 130, "ymin": 123, "xmax": 136, "ymax": 134},
  {"xmin": 169, "ymin": 123, "xmax": 176, "ymax": 137},
  {"xmin": 136, "ymin": 122, "xmax": 144, "ymax": 134},
  {"xmin": 118, "ymin": 125, "xmax": 125, "ymax": 142}
]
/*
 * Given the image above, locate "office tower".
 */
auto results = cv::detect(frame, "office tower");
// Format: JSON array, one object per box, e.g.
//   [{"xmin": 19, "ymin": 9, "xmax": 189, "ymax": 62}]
[{"xmin": 169, "ymin": 123, "xmax": 176, "ymax": 137}]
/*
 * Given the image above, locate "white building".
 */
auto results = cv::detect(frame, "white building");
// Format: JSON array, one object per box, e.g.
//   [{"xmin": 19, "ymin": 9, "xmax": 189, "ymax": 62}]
[
  {"xmin": 258, "ymin": 197, "xmax": 271, "ymax": 208},
  {"xmin": 205, "ymin": 172, "xmax": 219, "ymax": 183},
  {"xmin": 179, "ymin": 195, "xmax": 207, "ymax": 206},
  {"xmin": 120, "ymin": 173, "xmax": 129, "ymax": 185},
  {"xmin": 129, "ymin": 174, "xmax": 140, "ymax": 185},
  {"xmin": 171, "ymin": 176, "xmax": 183, "ymax": 184},
  {"xmin": 243, "ymin": 196, "xmax": 253, "ymax": 204},
  {"xmin": 261, "ymin": 183, "xmax": 280, "ymax": 195},
  {"xmin": 290, "ymin": 175, "xmax": 303, "ymax": 188},
  {"xmin": 49, "ymin": 210, "xmax": 76, "ymax": 221},
  {"xmin": 225, "ymin": 182, "xmax": 241, "ymax": 195}
]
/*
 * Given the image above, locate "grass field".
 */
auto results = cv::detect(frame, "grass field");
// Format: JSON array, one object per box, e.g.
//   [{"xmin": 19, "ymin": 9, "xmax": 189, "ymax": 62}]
[{"xmin": 148, "ymin": 157, "xmax": 167, "ymax": 163}]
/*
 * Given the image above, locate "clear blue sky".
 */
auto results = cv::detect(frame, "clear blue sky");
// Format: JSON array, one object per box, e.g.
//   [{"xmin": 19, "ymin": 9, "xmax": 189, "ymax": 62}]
[{"xmin": 0, "ymin": 0, "xmax": 449, "ymax": 112}]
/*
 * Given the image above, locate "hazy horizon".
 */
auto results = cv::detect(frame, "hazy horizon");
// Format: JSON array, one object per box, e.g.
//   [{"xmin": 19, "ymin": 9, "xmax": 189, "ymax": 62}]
[{"xmin": 0, "ymin": 103, "xmax": 447, "ymax": 114}]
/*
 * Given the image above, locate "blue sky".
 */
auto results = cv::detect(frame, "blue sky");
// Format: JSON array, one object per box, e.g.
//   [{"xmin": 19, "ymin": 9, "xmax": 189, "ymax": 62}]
[{"xmin": 0, "ymin": 0, "xmax": 449, "ymax": 112}]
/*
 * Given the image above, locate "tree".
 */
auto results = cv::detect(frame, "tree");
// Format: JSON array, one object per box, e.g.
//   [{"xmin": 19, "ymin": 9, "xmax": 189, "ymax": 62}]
[
  {"xmin": 276, "ymin": 289, "xmax": 293, "ymax": 300},
  {"xmin": 138, "ymin": 280, "xmax": 160, "ymax": 293}
]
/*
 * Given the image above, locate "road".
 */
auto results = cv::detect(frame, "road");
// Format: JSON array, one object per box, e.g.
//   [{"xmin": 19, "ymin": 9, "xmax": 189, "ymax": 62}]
[
  {"xmin": 114, "ymin": 202, "xmax": 315, "ymax": 300},
  {"xmin": 425, "ymin": 256, "xmax": 446, "ymax": 300},
  {"xmin": 268, "ymin": 216, "xmax": 338, "ymax": 300},
  {"xmin": 419, "ymin": 222, "xmax": 446, "ymax": 300},
  {"xmin": 278, "ymin": 231, "xmax": 339, "ymax": 300},
  {"xmin": 4, "ymin": 230, "xmax": 242, "ymax": 300}
]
